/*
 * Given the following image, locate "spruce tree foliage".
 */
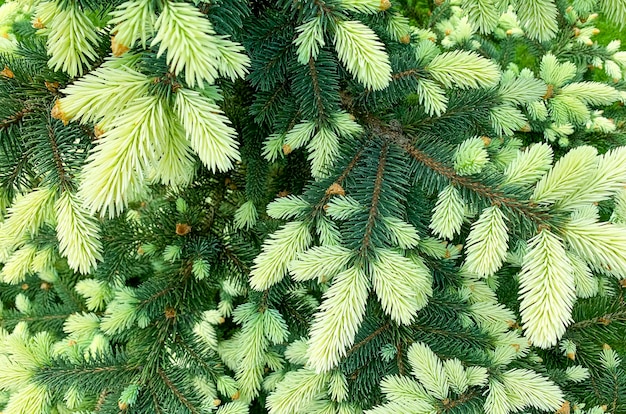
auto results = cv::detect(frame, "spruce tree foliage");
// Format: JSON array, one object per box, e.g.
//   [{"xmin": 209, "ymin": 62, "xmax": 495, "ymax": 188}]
[{"xmin": 0, "ymin": 0, "xmax": 625, "ymax": 413}]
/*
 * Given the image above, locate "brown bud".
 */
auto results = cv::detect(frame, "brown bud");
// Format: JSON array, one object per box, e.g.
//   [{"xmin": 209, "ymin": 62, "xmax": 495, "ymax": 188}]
[
  {"xmin": 399, "ymin": 34, "xmax": 411, "ymax": 44},
  {"xmin": 619, "ymin": 279, "xmax": 626, "ymax": 288},
  {"xmin": 556, "ymin": 401, "xmax": 570, "ymax": 414},
  {"xmin": 94, "ymin": 125, "xmax": 105, "ymax": 138},
  {"xmin": 45, "ymin": 81, "xmax": 59, "ymax": 92},
  {"xmin": 282, "ymin": 144, "xmax": 292, "ymax": 155},
  {"xmin": 1, "ymin": 66, "xmax": 14, "ymax": 79},
  {"xmin": 51, "ymin": 100, "xmax": 69, "ymax": 125},
  {"xmin": 506, "ymin": 29, "xmax": 514, "ymax": 36},
  {"xmin": 32, "ymin": 17, "xmax": 44, "ymax": 29},
  {"xmin": 566, "ymin": 352, "xmax": 576, "ymax": 360},
  {"xmin": 111, "ymin": 36, "xmax": 130, "ymax": 57},
  {"xmin": 511, "ymin": 343, "xmax": 520, "ymax": 352},
  {"xmin": 231, "ymin": 390, "xmax": 240, "ymax": 400},
  {"xmin": 507, "ymin": 320, "xmax": 520, "ymax": 329},
  {"xmin": 213, "ymin": 399, "xmax": 221, "ymax": 407},
  {"xmin": 137, "ymin": 246, "xmax": 145, "ymax": 255},
  {"xmin": 40, "ymin": 282, "xmax": 51, "ymax": 290},
  {"xmin": 118, "ymin": 401, "xmax": 128, "ymax": 410},
  {"xmin": 592, "ymin": 28, "xmax": 600, "ymax": 35},
  {"xmin": 574, "ymin": 27, "xmax": 581, "ymax": 37},
  {"xmin": 176, "ymin": 223, "xmax": 192, "ymax": 236},
  {"xmin": 68, "ymin": 339, "xmax": 77, "ymax": 346},
  {"xmin": 218, "ymin": 317, "xmax": 226, "ymax": 324},
  {"xmin": 21, "ymin": 283, "xmax": 29, "ymax": 290},
  {"xmin": 520, "ymin": 124, "xmax": 532, "ymax": 132},
  {"xmin": 445, "ymin": 28, "xmax": 452, "ymax": 36},
  {"xmin": 603, "ymin": 343, "xmax": 612, "ymax": 351},
  {"xmin": 481, "ymin": 136, "xmax": 492, "ymax": 146},
  {"xmin": 325, "ymin": 183, "xmax": 346, "ymax": 196},
  {"xmin": 379, "ymin": 0, "xmax": 392, "ymax": 11},
  {"xmin": 598, "ymin": 317, "xmax": 611, "ymax": 326},
  {"xmin": 543, "ymin": 84, "xmax": 555, "ymax": 99},
  {"xmin": 277, "ymin": 190, "xmax": 290, "ymax": 197},
  {"xmin": 165, "ymin": 307, "xmax": 177, "ymax": 319}
]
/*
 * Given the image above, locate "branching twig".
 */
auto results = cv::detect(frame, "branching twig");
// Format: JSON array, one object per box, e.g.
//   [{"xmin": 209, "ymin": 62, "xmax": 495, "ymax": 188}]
[
  {"xmin": 46, "ymin": 121, "xmax": 70, "ymax": 189},
  {"xmin": 369, "ymin": 121, "xmax": 552, "ymax": 226}
]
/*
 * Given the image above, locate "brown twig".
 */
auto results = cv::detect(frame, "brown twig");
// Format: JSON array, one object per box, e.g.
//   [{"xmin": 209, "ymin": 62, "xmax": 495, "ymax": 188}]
[
  {"xmin": 157, "ymin": 367, "xmax": 199, "ymax": 414},
  {"xmin": 369, "ymin": 121, "xmax": 552, "ymax": 226},
  {"xmin": 360, "ymin": 142, "xmax": 389, "ymax": 256}
]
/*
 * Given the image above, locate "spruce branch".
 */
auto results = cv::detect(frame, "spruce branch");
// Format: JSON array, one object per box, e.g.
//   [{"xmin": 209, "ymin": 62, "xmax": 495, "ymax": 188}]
[
  {"xmin": 157, "ymin": 367, "xmax": 200, "ymax": 414},
  {"xmin": 346, "ymin": 323, "xmax": 392, "ymax": 357},
  {"xmin": 0, "ymin": 312, "xmax": 76, "ymax": 328},
  {"xmin": 439, "ymin": 390, "xmax": 480, "ymax": 412},
  {"xmin": 396, "ymin": 342, "xmax": 406, "ymax": 376},
  {"xmin": 392, "ymin": 69, "xmax": 422, "ymax": 80},
  {"xmin": 570, "ymin": 311, "xmax": 626, "ymax": 329},
  {"xmin": 54, "ymin": 275, "xmax": 88, "ymax": 313},
  {"xmin": 46, "ymin": 122, "xmax": 69, "ymax": 189},
  {"xmin": 93, "ymin": 389, "xmax": 110, "ymax": 412},
  {"xmin": 369, "ymin": 121, "xmax": 552, "ymax": 226},
  {"xmin": 0, "ymin": 107, "xmax": 31, "ymax": 130},
  {"xmin": 360, "ymin": 141, "xmax": 389, "ymax": 257},
  {"xmin": 3, "ymin": 150, "xmax": 32, "ymax": 194},
  {"xmin": 311, "ymin": 138, "xmax": 370, "ymax": 217},
  {"xmin": 1, "ymin": 1, "xmax": 626, "ymax": 412},
  {"xmin": 308, "ymin": 57, "xmax": 328, "ymax": 120},
  {"xmin": 149, "ymin": 388, "xmax": 165, "ymax": 414}
]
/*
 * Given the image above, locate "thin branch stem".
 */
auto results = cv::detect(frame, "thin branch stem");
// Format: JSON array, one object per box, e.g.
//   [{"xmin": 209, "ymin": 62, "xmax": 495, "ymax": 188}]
[
  {"xmin": 46, "ymin": 119, "xmax": 70, "ymax": 190},
  {"xmin": 308, "ymin": 57, "xmax": 327, "ymax": 118},
  {"xmin": 311, "ymin": 139, "xmax": 369, "ymax": 218},
  {"xmin": 157, "ymin": 367, "xmax": 199, "ymax": 414},
  {"xmin": 369, "ymin": 121, "xmax": 551, "ymax": 226},
  {"xmin": 360, "ymin": 142, "xmax": 388, "ymax": 256},
  {"xmin": 346, "ymin": 323, "xmax": 391, "ymax": 356},
  {"xmin": 570, "ymin": 311, "xmax": 626, "ymax": 329}
]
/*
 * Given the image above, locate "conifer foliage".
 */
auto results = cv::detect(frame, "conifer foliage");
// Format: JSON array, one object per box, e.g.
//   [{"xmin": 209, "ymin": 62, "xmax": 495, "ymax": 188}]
[{"xmin": 0, "ymin": 0, "xmax": 625, "ymax": 413}]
